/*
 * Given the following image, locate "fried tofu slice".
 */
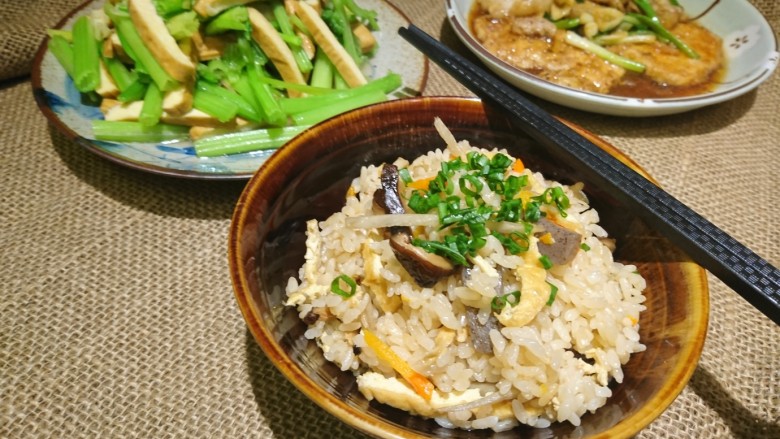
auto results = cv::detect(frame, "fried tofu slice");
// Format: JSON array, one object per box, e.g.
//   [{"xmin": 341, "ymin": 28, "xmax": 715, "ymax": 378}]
[
  {"xmin": 128, "ymin": 0, "xmax": 196, "ymax": 83},
  {"xmin": 294, "ymin": 1, "xmax": 367, "ymax": 88},
  {"xmin": 247, "ymin": 7, "xmax": 307, "ymax": 98}
]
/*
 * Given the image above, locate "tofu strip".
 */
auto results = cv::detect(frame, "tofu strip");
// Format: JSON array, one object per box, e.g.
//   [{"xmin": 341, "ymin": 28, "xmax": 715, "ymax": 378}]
[
  {"xmin": 247, "ymin": 8, "xmax": 308, "ymax": 98},
  {"xmin": 128, "ymin": 0, "xmax": 195, "ymax": 83},
  {"xmin": 294, "ymin": 1, "xmax": 367, "ymax": 88}
]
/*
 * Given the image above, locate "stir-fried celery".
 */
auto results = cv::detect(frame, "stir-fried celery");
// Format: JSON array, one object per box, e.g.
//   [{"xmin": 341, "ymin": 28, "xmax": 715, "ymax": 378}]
[{"xmin": 50, "ymin": 0, "xmax": 401, "ymax": 156}]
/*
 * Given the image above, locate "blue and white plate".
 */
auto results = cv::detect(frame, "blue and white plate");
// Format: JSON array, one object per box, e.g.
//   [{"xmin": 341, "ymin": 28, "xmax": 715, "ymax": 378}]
[{"xmin": 32, "ymin": 0, "xmax": 429, "ymax": 179}]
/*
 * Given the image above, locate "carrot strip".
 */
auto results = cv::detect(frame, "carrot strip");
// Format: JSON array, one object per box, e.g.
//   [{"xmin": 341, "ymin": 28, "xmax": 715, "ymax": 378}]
[
  {"xmin": 407, "ymin": 176, "xmax": 435, "ymax": 190},
  {"xmin": 512, "ymin": 158, "xmax": 525, "ymax": 173},
  {"xmin": 363, "ymin": 329, "xmax": 434, "ymax": 400}
]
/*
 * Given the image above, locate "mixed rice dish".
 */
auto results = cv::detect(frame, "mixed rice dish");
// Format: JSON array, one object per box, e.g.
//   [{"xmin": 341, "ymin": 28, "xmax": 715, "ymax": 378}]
[{"xmin": 285, "ymin": 119, "xmax": 647, "ymax": 431}]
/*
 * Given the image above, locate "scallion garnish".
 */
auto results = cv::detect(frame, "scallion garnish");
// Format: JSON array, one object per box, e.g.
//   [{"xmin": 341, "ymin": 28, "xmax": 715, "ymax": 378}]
[
  {"xmin": 491, "ymin": 290, "xmax": 521, "ymax": 311},
  {"xmin": 399, "ymin": 168, "xmax": 412, "ymax": 184},
  {"xmin": 539, "ymin": 255, "xmax": 553, "ymax": 270},
  {"xmin": 546, "ymin": 282, "xmax": 558, "ymax": 306},
  {"xmin": 580, "ymin": 243, "xmax": 591, "ymax": 251},
  {"xmin": 402, "ymin": 152, "xmax": 571, "ymax": 267},
  {"xmin": 331, "ymin": 274, "xmax": 357, "ymax": 298}
]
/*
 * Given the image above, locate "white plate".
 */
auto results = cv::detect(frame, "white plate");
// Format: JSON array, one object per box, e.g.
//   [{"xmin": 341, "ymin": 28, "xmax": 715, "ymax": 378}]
[
  {"xmin": 446, "ymin": 0, "xmax": 778, "ymax": 116},
  {"xmin": 32, "ymin": 0, "xmax": 429, "ymax": 179}
]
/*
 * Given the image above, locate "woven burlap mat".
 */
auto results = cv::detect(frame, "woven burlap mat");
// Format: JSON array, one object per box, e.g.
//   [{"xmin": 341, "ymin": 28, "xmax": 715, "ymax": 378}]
[{"xmin": 1, "ymin": 1, "xmax": 778, "ymax": 438}]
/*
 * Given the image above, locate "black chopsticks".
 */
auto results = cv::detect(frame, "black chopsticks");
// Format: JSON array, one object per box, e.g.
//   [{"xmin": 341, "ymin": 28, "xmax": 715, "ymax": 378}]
[{"xmin": 398, "ymin": 24, "xmax": 780, "ymax": 325}]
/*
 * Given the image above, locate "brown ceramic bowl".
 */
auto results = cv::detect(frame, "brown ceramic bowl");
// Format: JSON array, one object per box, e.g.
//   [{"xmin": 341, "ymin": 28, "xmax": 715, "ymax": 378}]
[{"xmin": 229, "ymin": 97, "xmax": 709, "ymax": 438}]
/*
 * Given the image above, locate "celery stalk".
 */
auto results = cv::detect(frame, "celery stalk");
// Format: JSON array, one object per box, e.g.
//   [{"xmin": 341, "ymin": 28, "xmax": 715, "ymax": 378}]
[
  {"xmin": 92, "ymin": 120, "xmax": 189, "ymax": 142},
  {"xmin": 49, "ymin": 36, "xmax": 76, "ymax": 80},
  {"xmin": 72, "ymin": 16, "xmax": 101, "ymax": 92},
  {"xmin": 194, "ymin": 125, "xmax": 310, "ymax": 157},
  {"xmin": 229, "ymin": 74, "xmax": 264, "ymax": 118},
  {"xmin": 205, "ymin": 6, "xmax": 249, "ymax": 35},
  {"xmin": 310, "ymin": 49, "xmax": 334, "ymax": 88},
  {"xmin": 139, "ymin": 82, "xmax": 163, "ymax": 127},
  {"xmin": 111, "ymin": 15, "xmax": 179, "ymax": 91},
  {"xmin": 246, "ymin": 65, "xmax": 286, "ymax": 126},
  {"xmin": 332, "ymin": 0, "xmax": 362, "ymax": 63},
  {"xmin": 107, "ymin": 61, "xmax": 147, "ymax": 102},
  {"xmin": 280, "ymin": 72, "xmax": 401, "ymax": 114},
  {"xmin": 193, "ymin": 87, "xmax": 239, "ymax": 123},
  {"xmin": 292, "ymin": 89, "xmax": 387, "ymax": 125},
  {"xmin": 273, "ymin": 3, "xmax": 313, "ymax": 74},
  {"xmin": 196, "ymin": 81, "xmax": 261, "ymax": 122}
]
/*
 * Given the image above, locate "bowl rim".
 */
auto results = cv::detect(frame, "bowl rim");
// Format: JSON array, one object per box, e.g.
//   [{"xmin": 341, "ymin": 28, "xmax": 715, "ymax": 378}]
[
  {"xmin": 444, "ymin": 0, "xmax": 779, "ymax": 116},
  {"xmin": 229, "ymin": 96, "xmax": 710, "ymax": 438}
]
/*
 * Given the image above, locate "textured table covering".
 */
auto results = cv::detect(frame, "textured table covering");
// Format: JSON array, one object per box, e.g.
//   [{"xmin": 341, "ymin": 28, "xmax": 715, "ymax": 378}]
[{"xmin": 1, "ymin": 1, "xmax": 778, "ymax": 438}]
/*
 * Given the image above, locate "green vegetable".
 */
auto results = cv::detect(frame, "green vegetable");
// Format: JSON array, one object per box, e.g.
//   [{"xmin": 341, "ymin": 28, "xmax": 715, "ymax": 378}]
[
  {"xmin": 48, "ymin": 35, "xmax": 76, "ymax": 79},
  {"xmin": 193, "ymin": 125, "xmax": 310, "ymax": 157},
  {"xmin": 580, "ymin": 243, "xmax": 591, "ymax": 251},
  {"xmin": 92, "ymin": 120, "xmax": 189, "ymax": 142},
  {"xmin": 545, "ymin": 282, "xmax": 558, "ymax": 306},
  {"xmin": 139, "ymin": 82, "xmax": 163, "ymax": 127},
  {"xmin": 166, "ymin": 11, "xmax": 200, "ymax": 40},
  {"xmin": 279, "ymin": 72, "xmax": 401, "ymax": 114},
  {"xmin": 246, "ymin": 65, "xmax": 286, "ymax": 126},
  {"xmin": 273, "ymin": 3, "xmax": 313, "ymax": 74},
  {"xmin": 72, "ymin": 16, "xmax": 101, "ymax": 92},
  {"xmin": 193, "ymin": 86, "xmax": 239, "ymax": 123},
  {"xmin": 291, "ymin": 89, "xmax": 387, "ymax": 126},
  {"xmin": 628, "ymin": 8, "xmax": 699, "ymax": 58},
  {"xmin": 196, "ymin": 81, "xmax": 261, "ymax": 122},
  {"xmin": 330, "ymin": 274, "xmax": 357, "ymax": 298},
  {"xmin": 539, "ymin": 255, "xmax": 553, "ymax": 270},
  {"xmin": 205, "ymin": 6, "xmax": 249, "ymax": 35},
  {"xmin": 344, "ymin": 0, "xmax": 379, "ymax": 30},
  {"xmin": 109, "ymin": 12, "xmax": 179, "ymax": 91},
  {"xmin": 491, "ymin": 291, "xmax": 521, "ymax": 311},
  {"xmin": 154, "ymin": 0, "xmax": 191, "ymax": 18},
  {"xmin": 564, "ymin": 31, "xmax": 646, "ymax": 73}
]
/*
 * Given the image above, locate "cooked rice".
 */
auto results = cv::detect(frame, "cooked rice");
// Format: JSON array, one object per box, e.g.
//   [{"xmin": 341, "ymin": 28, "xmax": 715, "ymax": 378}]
[{"xmin": 285, "ymin": 122, "xmax": 646, "ymax": 431}]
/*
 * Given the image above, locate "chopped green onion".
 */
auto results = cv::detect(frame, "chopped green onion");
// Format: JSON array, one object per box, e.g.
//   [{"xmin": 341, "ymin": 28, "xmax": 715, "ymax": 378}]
[
  {"xmin": 92, "ymin": 120, "xmax": 189, "ymax": 142},
  {"xmin": 539, "ymin": 255, "xmax": 553, "ymax": 270},
  {"xmin": 330, "ymin": 274, "xmax": 357, "ymax": 298},
  {"xmin": 580, "ymin": 243, "xmax": 591, "ymax": 251},
  {"xmin": 546, "ymin": 282, "xmax": 558, "ymax": 306},
  {"xmin": 398, "ymin": 168, "xmax": 412, "ymax": 184},
  {"xmin": 628, "ymin": 12, "xmax": 699, "ymax": 59},
  {"xmin": 491, "ymin": 291, "xmax": 521, "ymax": 311}
]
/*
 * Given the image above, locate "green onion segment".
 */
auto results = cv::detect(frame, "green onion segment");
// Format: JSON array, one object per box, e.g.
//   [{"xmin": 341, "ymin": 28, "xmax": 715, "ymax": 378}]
[
  {"xmin": 405, "ymin": 151, "xmax": 570, "ymax": 268},
  {"xmin": 331, "ymin": 274, "xmax": 357, "ymax": 298}
]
